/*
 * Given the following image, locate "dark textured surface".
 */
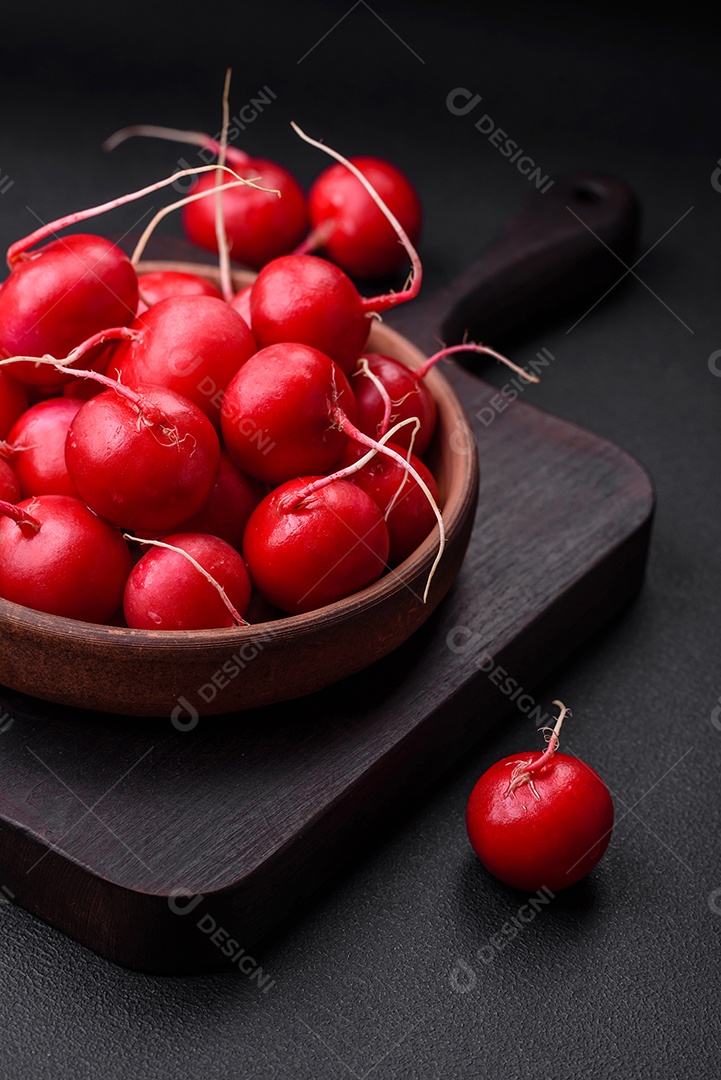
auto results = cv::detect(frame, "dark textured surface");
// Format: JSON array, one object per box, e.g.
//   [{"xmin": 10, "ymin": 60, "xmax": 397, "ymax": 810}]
[{"xmin": 0, "ymin": 1, "xmax": 719, "ymax": 1076}]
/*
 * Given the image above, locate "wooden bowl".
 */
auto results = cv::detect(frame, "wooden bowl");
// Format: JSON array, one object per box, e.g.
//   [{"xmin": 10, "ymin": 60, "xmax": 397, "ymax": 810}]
[{"xmin": 0, "ymin": 263, "xmax": 479, "ymax": 717}]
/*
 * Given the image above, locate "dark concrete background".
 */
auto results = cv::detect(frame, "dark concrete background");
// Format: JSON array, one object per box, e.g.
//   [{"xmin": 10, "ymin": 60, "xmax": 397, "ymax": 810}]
[{"xmin": 0, "ymin": 3, "xmax": 719, "ymax": 1076}]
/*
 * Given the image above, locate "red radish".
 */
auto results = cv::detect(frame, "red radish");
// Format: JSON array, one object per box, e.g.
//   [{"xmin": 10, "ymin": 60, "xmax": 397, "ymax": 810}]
[
  {"xmin": 106, "ymin": 295, "xmax": 256, "ymax": 424},
  {"xmin": 243, "ymin": 477, "xmax": 389, "ymax": 614},
  {"xmin": 0, "ymin": 495, "xmax": 131, "ymax": 622},
  {"xmin": 136, "ymin": 270, "xmax": 222, "ymax": 314},
  {"xmin": 354, "ymin": 353, "xmax": 437, "ymax": 456},
  {"xmin": 466, "ymin": 702, "xmax": 614, "ymax": 892},
  {"xmin": 104, "ymin": 125, "xmax": 308, "ymax": 270},
  {"xmin": 220, "ymin": 343, "xmax": 356, "ymax": 485},
  {"xmin": 0, "ymin": 459, "xmax": 20, "ymax": 503},
  {"xmin": 65, "ymin": 380, "xmax": 220, "ymax": 532},
  {"xmin": 305, "ymin": 156, "xmax": 422, "ymax": 278},
  {"xmin": 0, "ymin": 235, "xmax": 138, "ymax": 386},
  {"xmin": 230, "ymin": 285, "xmax": 253, "ymax": 325},
  {"xmin": 138, "ymin": 451, "xmax": 266, "ymax": 550},
  {"xmin": 5, "ymin": 397, "xmax": 82, "ymax": 497},
  {"xmin": 339, "ymin": 440, "xmax": 440, "ymax": 565},
  {"xmin": 182, "ymin": 161, "xmax": 307, "ymax": 269},
  {"xmin": 248, "ymin": 124, "xmax": 422, "ymax": 375},
  {"xmin": 249, "ymin": 255, "xmax": 372, "ymax": 375},
  {"xmin": 297, "ymin": 410, "xmax": 446, "ymax": 602},
  {"xmin": 123, "ymin": 533, "xmax": 251, "ymax": 630},
  {"xmin": 0, "ymin": 372, "xmax": 28, "ymax": 438}
]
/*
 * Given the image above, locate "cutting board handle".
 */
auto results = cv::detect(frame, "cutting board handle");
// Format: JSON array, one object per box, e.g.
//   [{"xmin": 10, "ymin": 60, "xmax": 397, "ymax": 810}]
[{"xmin": 391, "ymin": 172, "xmax": 640, "ymax": 357}]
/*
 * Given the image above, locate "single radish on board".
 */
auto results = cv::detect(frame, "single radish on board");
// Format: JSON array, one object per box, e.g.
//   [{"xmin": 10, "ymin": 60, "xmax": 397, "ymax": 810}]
[
  {"xmin": 123, "ymin": 533, "xmax": 252, "ymax": 630},
  {"xmin": 248, "ymin": 124, "xmax": 422, "ymax": 375},
  {"xmin": 0, "ymin": 495, "xmax": 131, "ymax": 622},
  {"xmin": 220, "ymin": 343, "xmax": 357, "ymax": 485},
  {"xmin": 4, "ymin": 397, "xmax": 82, "ymax": 497},
  {"xmin": 304, "ymin": 156, "xmax": 422, "ymax": 278},
  {"xmin": 136, "ymin": 270, "xmax": 223, "ymax": 314},
  {"xmin": 243, "ymin": 477, "xmax": 389, "ymax": 615},
  {"xmin": 64, "ymin": 379, "xmax": 221, "ymax": 532},
  {"xmin": 106, "ymin": 295, "xmax": 256, "ymax": 424},
  {"xmin": 104, "ymin": 125, "xmax": 308, "ymax": 270},
  {"xmin": 466, "ymin": 702, "xmax": 615, "ymax": 892},
  {"xmin": 0, "ymin": 372, "xmax": 28, "ymax": 438}
]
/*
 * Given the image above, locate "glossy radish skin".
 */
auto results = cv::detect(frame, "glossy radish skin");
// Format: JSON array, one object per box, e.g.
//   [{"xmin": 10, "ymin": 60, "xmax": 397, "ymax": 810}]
[
  {"xmin": 243, "ymin": 477, "xmax": 389, "ymax": 615},
  {"xmin": 107, "ymin": 296, "xmax": 256, "ymax": 424},
  {"xmin": 0, "ymin": 372, "xmax": 28, "ymax": 438},
  {"xmin": 136, "ymin": 270, "xmax": 223, "ymax": 314},
  {"xmin": 466, "ymin": 734, "xmax": 615, "ymax": 892},
  {"xmin": 182, "ymin": 160, "xmax": 308, "ymax": 270},
  {"xmin": 0, "ymin": 459, "xmax": 20, "ymax": 502},
  {"xmin": 123, "ymin": 533, "xmax": 251, "ymax": 630},
  {"xmin": 65, "ymin": 385, "xmax": 220, "ymax": 531},
  {"xmin": 340, "ymin": 441, "xmax": 440, "ymax": 565},
  {"xmin": 0, "ymin": 235, "xmax": 138, "ymax": 385},
  {"xmin": 6, "ymin": 397, "xmax": 82, "ymax": 497},
  {"xmin": 138, "ymin": 451, "xmax": 265, "ymax": 550},
  {"xmin": 249, "ymin": 255, "xmax": 371, "ymax": 374},
  {"xmin": 221, "ymin": 343, "xmax": 356, "ymax": 485},
  {"xmin": 230, "ymin": 285, "xmax": 252, "ymax": 326},
  {"xmin": 308, "ymin": 156, "xmax": 422, "ymax": 278},
  {"xmin": 353, "ymin": 353, "xmax": 437, "ymax": 456},
  {"xmin": 0, "ymin": 495, "xmax": 131, "ymax": 622}
]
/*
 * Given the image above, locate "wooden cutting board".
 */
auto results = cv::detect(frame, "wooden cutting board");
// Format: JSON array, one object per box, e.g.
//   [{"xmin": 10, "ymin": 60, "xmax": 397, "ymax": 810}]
[{"xmin": 0, "ymin": 174, "xmax": 653, "ymax": 973}]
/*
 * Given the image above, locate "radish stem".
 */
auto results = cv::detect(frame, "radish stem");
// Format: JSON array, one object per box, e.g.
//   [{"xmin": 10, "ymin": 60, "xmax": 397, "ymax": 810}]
[
  {"xmin": 215, "ymin": 68, "xmax": 235, "ymax": 303},
  {"xmin": 415, "ymin": 343, "xmax": 539, "ymax": 383},
  {"xmin": 353, "ymin": 357, "xmax": 393, "ymax": 437},
  {"xmin": 290, "ymin": 121, "xmax": 422, "ymax": 313},
  {"xmin": 0, "ymin": 499, "xmax": 41, "ymax": 534},
  {"xmin": 0, "ymin": 325, "xmax": 141, "ymax": 373},
  {"xmin": 103, "ymin": 125, "xmax": 252, "ymax": 169},
  {"xmin": 278, "ymin": 415, "xmax": 422, "ymax": 512},
  {"xmin": 7, "ymin": 164, "xmax": 264, "ymax": 267},
  {"xmin": 292, "ymin": 221, "xmax": 335, "ymax": 256},
  {"xmin": 505, "ymin": 700, "xmax": 571, "ymax": 798}
]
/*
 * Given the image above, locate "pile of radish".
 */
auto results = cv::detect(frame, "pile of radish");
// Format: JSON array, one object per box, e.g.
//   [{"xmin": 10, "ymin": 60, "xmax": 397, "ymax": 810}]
[{"xmin": 0, "ymin": 115, "xmax": 532, "ymax": 632}]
